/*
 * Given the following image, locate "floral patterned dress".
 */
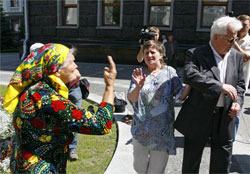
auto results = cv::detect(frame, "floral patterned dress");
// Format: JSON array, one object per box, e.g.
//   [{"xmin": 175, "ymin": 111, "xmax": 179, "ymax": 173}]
[
  {"xmin": 10, "ymin": 79, "xmax": 113, "ymax": 174},
  {"xmin": 128, "ymin": 66, "xmax": 183, "ymax": 154}
]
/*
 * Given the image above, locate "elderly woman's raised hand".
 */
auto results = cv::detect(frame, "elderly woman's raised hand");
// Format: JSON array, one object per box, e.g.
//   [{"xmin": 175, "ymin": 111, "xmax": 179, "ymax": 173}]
[
  {"xmin": 132, "ymin": 68, "xmax": 146, "ymax": 90},
  {"xmin": 74, "ymin": 69, "xmax": 81, "ymax": 79},
  {"xmin": 102, "ymin": 56, "xmax": 117, "ymax": 105},
  {"xmin": 71, "ymin": 69, "xmax": 81, "ymax": 82},
  {"xmin": 104, "ymin": 56, "xmax": 117, "ymax": 87}
]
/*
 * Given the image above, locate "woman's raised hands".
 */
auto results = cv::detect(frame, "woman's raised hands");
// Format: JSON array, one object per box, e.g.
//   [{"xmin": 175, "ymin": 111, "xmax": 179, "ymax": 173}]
[{"xmin": 132, "ymin": 68, "xmax": 146, "ymax": 90}]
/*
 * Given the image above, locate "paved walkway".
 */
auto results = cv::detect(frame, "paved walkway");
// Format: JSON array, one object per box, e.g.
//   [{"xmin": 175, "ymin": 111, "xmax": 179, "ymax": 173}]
[{"xmin": 1, "ymin": 53, "xmax": 250, "ymax": 174}]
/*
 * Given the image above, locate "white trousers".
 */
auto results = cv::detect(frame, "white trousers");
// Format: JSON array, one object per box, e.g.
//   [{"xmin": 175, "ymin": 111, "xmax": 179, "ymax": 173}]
[{"xmin": 133, "ymin": 139, "xmax": 169, "ymax": 174}]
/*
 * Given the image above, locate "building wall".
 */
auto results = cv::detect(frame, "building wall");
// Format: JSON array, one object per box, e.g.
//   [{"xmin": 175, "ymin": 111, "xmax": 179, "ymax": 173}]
[
  {"xmin": 28, "ymin": 0, "xmax": 250, "ymax": 65},
  {"xmin": 2, "ymin": 0, "xmax": 24, "ymax": 45}
]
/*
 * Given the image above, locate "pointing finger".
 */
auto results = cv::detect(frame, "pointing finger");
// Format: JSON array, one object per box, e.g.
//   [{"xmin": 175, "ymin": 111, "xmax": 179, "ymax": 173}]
[{"xmin": 107, "ymin": 56, "xmax": 116, "ymax": 71}]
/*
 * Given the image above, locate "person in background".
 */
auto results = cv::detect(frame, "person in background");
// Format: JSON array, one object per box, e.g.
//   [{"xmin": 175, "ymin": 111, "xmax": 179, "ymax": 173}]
[
  {"xmin": 3, "ymin": 43, "xmax": 117, "ymax": 173},
  {"xmin": 128, "ymin": 40, "xmax": 190, "ymax": 174},
  {"xmin": 162, "ymin": 34, "xmax": 168, "ymax": 45},
  {"xmin": 233, "ymin": 14, "xmax": 250, "ymax": 139},
  {"xmin": 175, "ymin": 16, "xmax": 245, "ymax": 173},
  {"xmin": 137, "ymin": 26, "xmax": 160, "ymax": 63},
  {"xmin": 67, "ymin": 68, "xmax": 83, "ymax": 160},
  {"xmin": 164, "ymin": 34, "xmax": 178, "ymax": 69}
]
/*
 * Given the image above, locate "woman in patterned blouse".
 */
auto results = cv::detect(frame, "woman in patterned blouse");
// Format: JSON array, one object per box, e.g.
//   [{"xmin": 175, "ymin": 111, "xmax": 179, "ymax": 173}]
[
  {"xmin": 128, "ymin": 40, "xmax": 190, "ymax": 174},
  {"xmin": 3, "ymin": 43, "xmax": 117, "ymax": 173}
]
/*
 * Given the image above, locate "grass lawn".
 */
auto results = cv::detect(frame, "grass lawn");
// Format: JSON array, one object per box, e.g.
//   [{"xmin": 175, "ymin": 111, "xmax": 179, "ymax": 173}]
[
  {"xmin": 0, "ymin": 85, "xmax": 7, "ymax": 97},
  {"xmin": 0, "ymin": 85, "xmax": 118, "ymax": 174}
]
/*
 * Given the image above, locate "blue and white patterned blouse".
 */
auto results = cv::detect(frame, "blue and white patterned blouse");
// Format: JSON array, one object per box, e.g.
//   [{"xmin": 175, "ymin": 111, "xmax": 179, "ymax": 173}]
[{"xmin": 128, "ymin": 66, "xmax": 183, "ymax": 154}]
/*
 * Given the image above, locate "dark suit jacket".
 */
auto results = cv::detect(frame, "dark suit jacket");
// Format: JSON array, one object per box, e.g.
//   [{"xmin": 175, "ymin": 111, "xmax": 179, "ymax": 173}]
[{"xmin": 175, "ymin": 45, "xmax": 245, "ymax": 141}]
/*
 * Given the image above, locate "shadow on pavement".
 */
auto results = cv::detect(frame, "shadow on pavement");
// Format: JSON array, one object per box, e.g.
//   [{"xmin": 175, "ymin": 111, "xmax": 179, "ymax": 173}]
[
  {"xmin": 244, "ymin": 107, "xmax": 250, "ymax": 114},
  {"xmin": 126, "ymin": 138, "xmax": 133, "ymax": 145},
  {"xmin": 230, "ymin": 154, "xmax": 250, "ymax": 173},
  {"xmin": 245, "ymin": 93, "xmax": 250, "ymax": 97}
]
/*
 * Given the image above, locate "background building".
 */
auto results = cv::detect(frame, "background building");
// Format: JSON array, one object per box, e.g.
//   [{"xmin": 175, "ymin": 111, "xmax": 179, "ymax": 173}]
[
  {"xmin": 2, "ymin": 0, "xmax": 24, "ymax": 45},
  {"xmin": 26, "ymin": 0, "xmax": 250, "ymax": 65}
]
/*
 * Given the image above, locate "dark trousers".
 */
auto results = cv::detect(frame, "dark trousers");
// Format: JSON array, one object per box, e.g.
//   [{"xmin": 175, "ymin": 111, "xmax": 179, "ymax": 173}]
[{"xmin": 182, "ymin": 108, "xmax": 233, "ymax": 174}]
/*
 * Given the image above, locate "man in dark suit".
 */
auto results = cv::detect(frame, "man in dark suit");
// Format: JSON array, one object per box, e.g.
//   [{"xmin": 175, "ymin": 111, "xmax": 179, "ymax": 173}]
[{"xmin": 175, "ymin": 16, "xmax": 245, "ymax": 174}]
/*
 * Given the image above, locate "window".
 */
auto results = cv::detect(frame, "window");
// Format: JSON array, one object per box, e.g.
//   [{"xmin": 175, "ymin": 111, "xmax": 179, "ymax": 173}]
[
  {"xmin": 197, "ymin": 0, "xmax": 232, "ymax": 31},
  {"xmin": 148, "ymin": 0, "xmax": 172, "ymax": 27},
  {"xmin": 103, "ymin": 0, "xmax": 120, "ymax": 26},
  {"xmin": 10, "ymin": 0, "xmax": 19, "ymax": 7},
  {"xmin": 201, "ymin": 0, "xmax": 228, "ymax": 28},
  {"xmin": 143, "ymin": 0, "xmax": 174, "ymax": 30},
  {"xmin": 97, "ymin": 0, "xmax": 123, "ymax": 29},
  {"xmin": 62, "ymin": 0, "xmax": 78, "ymax": 26}
]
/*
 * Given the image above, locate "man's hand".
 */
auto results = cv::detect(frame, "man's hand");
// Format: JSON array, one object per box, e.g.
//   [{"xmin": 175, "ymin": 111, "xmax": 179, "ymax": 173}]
[
  {"xmin": 221, "ymin": 84, "xmax": 238, "ymax": 101},
  {"xmin": 229, "ymin": 102, "xmax": 241, "ymax": 118},
  {"xmin": 243, "ymin": 57, "xmax": 249, "ymax": 62}
]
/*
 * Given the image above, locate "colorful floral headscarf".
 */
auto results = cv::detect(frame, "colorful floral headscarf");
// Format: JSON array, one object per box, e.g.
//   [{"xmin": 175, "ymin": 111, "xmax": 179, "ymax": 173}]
[{"xmin": 4, "ymin": 43, "xmax": 70, "ymax": 114}]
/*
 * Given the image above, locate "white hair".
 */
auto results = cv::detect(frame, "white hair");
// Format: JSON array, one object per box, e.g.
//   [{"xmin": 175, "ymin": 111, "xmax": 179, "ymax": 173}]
[
  {"xmin": 60, "ymin": 48, "xmax": 77, "ymax": 68},
  {"xmin": 29, "ymin": 43, "xmax": 44, "ymax": 53},
  {"xmin": 210, "ymin": 16, "xmax": 242, "ymax": 39}
]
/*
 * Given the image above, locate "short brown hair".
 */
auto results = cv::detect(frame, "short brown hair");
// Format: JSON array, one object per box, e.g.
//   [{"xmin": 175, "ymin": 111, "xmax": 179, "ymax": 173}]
[
  {"xmin": 150, "ymin": 26, "xmax": 160, "ymax": 34},
  {"xmin": 237, "ymin": 14, "xmax": 250, "ymax": 21},
  {"xmin": 143, "ymin": 40, "xmax": 165, "ymax": 67}
]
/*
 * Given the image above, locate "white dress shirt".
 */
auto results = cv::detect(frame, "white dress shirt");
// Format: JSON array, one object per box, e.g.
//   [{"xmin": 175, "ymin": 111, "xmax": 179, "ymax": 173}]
[
  {"xmin": 237, "ymin": 33, "xmax": 250, "ymax": 90},
  {"xmin": 209, "ymin": 41, "xmax": 230, "ymax": 107}
]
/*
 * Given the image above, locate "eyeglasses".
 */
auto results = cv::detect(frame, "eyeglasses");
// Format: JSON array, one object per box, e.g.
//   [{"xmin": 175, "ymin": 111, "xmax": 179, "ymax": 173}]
[{"xmin": 221, "ymin": 36, "xmax": 238, "ymax": 43}]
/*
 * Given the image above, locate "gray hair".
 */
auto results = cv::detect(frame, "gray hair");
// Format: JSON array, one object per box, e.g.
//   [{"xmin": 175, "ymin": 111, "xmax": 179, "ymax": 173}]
[
  {"xmin": 210, "ymin": 16, "xmax": 242, "ymax": 39},
  {"xmin": 61, "ymin": 47, "xmax": 77, "ymax": 68}
]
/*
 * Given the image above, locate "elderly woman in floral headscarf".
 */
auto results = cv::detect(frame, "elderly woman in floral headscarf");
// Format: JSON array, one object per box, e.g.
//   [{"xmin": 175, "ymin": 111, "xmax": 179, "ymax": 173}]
[{"xmin": 3, "ymin": 43, "xmax": 117, "ymax": 174}]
